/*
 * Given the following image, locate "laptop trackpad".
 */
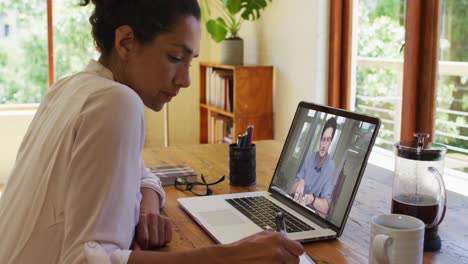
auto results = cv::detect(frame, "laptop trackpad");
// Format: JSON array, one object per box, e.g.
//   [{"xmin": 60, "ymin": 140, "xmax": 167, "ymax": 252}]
[{"xmin": 199, "ymin": 210, "xmax": 245, "ymax": 226}]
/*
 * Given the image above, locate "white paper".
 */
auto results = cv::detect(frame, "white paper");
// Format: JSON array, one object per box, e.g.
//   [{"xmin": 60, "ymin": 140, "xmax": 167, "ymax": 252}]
[{"xmin": 300, "ymin": 253, "xmax": 317, "ymax": 264}]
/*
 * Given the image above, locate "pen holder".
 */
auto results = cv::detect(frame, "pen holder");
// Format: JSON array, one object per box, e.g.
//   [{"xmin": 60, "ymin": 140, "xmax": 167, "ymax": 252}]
[{"xmin": 228, "ymin": 143, "xmax": 256, "ymax": 186}]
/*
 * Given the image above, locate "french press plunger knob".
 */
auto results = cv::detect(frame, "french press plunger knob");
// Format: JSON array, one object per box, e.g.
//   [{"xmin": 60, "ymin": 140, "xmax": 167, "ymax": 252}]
[{"xmin": 414, "ymin": 133, "xmax": 430, "ymax": 150}]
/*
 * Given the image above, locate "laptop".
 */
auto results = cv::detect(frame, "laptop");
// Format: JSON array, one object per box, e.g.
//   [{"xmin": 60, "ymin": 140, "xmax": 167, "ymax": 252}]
[{"xmin": 178, "ymin": 101, "xmax": 381, "ymax": 244}]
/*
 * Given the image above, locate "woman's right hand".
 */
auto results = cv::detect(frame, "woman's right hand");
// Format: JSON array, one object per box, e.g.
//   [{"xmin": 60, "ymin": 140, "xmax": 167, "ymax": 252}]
[
  {"xmin": 225, "ymin": 231, "xmax": 304, "ymax": 264},
  {"xmin": 128, "ymin": 230, "xmax": 304, "ymax": 264}
]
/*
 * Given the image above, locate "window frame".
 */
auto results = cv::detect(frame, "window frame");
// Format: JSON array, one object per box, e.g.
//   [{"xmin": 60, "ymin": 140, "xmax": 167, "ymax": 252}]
[
  {"xmin": 400, "ymin": 0, "xmax": 441, "ymax": 142},
  {"xmin": 328, "ymin": 0, "xmax": 353, "ymax": 110},
  {"xmin": 328, "ymin": 0, "xmax": 442, "ymax": 144}
]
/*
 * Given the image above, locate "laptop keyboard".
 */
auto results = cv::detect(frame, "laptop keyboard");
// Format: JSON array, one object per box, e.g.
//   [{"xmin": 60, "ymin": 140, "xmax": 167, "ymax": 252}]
[{"xmin": 225, "ymin": 196, "xmax": 315, "ymax": 233}]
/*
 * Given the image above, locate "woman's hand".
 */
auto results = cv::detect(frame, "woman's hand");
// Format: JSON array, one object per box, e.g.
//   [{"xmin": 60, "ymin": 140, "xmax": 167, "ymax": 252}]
[
  {"xmin": 225, "ymin": 231, "xmax": 304, "ymax": 264},
  {"xmin": 132, "ymin": 188, "xmax": 173, "ymax": 250},
  {"xmin": 129, "ymin": 230, "xmax": 304, "ymax": 264},
  {"xmin": 132, "ymin": 213, "xmax": 172, "ymax": 250}
]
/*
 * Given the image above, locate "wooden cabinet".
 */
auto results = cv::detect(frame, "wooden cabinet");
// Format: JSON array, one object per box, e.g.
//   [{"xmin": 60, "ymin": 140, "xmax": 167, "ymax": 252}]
[{"xmin": 199, "ymin": 62, "xmax": 274, "ymax": 144}]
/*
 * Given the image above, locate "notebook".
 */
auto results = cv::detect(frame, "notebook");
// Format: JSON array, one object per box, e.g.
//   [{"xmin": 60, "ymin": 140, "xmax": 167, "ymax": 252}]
[
  {"xmin": 178, "ymin": 101, "xmax": 380, "ymax": 246},
  {"xmin": 149, "ymin": 165, "xmax": 197, "ymax": 186}
]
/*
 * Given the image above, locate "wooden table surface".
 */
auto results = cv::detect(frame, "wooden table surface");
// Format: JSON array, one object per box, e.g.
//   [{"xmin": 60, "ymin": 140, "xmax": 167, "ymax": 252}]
[{"xmin": 143, "ymin": 140, "xmax": 468, "ymax": 264}]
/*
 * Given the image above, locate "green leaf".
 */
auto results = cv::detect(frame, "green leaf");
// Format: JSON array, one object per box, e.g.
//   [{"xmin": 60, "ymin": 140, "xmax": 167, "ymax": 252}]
[
  {"xmin": 240, "ymin": 0, "xmax": 271, "ymax": 21},
  {"xmin": 223, "ymin": 0, "xmax": 242, "ymax": 15},
  {"xmin": 206, "ymin": 18, "xmax": 229, "ymax": 42}
]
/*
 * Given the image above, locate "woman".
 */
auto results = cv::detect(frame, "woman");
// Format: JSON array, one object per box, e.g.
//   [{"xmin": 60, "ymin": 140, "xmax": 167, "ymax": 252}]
[{"xmin": 0, "ymin": 0, "xmax": 303, "ymax": 263}]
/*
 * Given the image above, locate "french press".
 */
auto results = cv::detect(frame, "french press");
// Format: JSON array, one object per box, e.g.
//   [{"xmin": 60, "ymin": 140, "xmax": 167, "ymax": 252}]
[{"xmin": 392, "ymin": 133, "xmax": 447, "ymax": 252}]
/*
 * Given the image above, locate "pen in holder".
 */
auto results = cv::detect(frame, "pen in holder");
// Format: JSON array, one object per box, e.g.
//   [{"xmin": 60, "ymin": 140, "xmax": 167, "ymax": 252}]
[{"xmin": 228, "ymin": 143, "xmax": 256, "ymax": 186}]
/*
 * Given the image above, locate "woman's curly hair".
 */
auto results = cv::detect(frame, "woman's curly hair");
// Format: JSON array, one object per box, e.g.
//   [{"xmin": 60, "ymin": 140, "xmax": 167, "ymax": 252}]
[{"xmin": 80, "ymin": 0, "xmax": 200, "ymax": 53}]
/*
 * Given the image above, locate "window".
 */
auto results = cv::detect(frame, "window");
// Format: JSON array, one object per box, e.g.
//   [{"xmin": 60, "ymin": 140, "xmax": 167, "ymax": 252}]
[
  {"xmin": 0, "ymin": 0, "xmax": 94, "ymax": 105},
  {"xmin": 293, "ymin": 122, "xmax": 312, "ymax": 159},
  {"xmin": 4, "ymin": 24, "xmax": 10, "ymax": 37},
  {"xmin": 435, "ymin": 0, "xmax": 468, "ymax": 173},
  {"xmin": 352, "ymin": 0, "xmax": 406, "ymax": 150},
  {"xmin": 333, "ymin": 0, "xmax": 468, "ymax": 174}
]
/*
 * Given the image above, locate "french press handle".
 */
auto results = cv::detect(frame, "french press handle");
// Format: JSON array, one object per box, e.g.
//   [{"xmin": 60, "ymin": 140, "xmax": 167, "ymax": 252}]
[{"xmin": 427, "ymin": 167, "xmax": 447, "ymax": 228}]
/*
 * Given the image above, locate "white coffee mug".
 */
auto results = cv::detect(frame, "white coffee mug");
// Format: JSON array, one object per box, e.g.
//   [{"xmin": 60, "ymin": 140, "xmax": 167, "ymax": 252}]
[{"xmin": 369, "ymin": 214, "xmax": 425, "ymax": 264}]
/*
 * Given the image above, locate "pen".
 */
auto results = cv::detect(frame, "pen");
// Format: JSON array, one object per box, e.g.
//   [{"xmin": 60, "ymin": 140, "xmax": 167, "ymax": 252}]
[
  {"xmin": 244, "ymin": 126, "xmax": 250, "ymax": 148},
  {"xmin": 276, "ymin": 212, "xmax": 317, "ymax": 264},
  {"xmin": 248, "ymin": 125, "xmax": 254, "ymax": 147},
  {"xmin": 242, "ymin": 132, "xmax": 248, "ymax": 147},
  {"xmin": 275, "ymin": 211, "xmax": 287, "ymax": 237}
]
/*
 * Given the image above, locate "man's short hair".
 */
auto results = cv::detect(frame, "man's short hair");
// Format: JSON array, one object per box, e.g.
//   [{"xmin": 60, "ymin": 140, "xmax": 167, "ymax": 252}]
[{"xmin": 321, "ymin": 117, "xmax": 337, "ymax": 140}]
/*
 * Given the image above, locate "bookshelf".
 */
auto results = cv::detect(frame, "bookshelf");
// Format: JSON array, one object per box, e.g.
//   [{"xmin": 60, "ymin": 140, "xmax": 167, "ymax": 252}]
[{"xmin": 199, "ymin": 62, "xmax": 274, "ymax": 144}]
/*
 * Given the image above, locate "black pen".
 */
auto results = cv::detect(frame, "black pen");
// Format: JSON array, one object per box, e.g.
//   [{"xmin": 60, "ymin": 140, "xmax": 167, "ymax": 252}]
[
  {"xmin": 276, "ymin": 211, "xmax": 317, "ymax": 264},
  {"xmin": 275, "ymin": 211, "xmax": 287, "ymax": 237}
]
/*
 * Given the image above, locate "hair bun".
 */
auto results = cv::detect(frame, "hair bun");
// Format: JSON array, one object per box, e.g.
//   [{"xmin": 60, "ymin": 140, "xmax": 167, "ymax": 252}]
[
  {"xmin": 80, "ymin": 0, "xmax": 108, "ymax": 7},
  {"xmin": 82, "ymin": 0, "xmax": 200, "ymax": 53}
]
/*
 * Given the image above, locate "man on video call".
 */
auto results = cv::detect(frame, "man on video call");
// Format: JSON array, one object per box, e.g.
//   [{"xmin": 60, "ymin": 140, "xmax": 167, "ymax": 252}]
[{"xmin": 289, "ymin": 117, "xmax": 337, "ymax": 218}]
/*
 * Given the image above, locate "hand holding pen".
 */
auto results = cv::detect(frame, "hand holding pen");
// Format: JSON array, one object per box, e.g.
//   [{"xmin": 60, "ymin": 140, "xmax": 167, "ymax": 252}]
[
  {"xmin": 275, "ymin": 212, "xmax": 317, "ymax": 264},
  {"xmin": 227, "ymin": 229, "xmax": 304, "ymax": 264},
  {"xmin": 275, "ymin": 211, "xmax": 287, "ymax": 237}
]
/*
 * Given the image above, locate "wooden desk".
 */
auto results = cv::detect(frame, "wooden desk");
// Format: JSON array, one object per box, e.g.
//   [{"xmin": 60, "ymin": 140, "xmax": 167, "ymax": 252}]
[{"xmin": 143, "ymin": 140, "xmax": 468, "ymax": 263}]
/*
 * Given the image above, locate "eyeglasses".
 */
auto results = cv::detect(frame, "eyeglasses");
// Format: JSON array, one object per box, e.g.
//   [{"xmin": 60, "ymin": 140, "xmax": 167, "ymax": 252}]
[{"xmin": 174, "ymin": 174, "xmax": 225, "ymax": 196}]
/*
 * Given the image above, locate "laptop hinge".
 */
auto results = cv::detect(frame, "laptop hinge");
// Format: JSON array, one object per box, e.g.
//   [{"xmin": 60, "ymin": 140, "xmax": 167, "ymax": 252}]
[{"xmin": 270, "ymin": 192, "xmax": 339, "ymax": 232}]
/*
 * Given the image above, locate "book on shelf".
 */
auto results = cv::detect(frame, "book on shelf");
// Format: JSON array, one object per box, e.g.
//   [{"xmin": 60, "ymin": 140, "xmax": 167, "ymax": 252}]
[
  {"xmin": 149, "ymin": 165, "xmax": 197, "ymax": 186},
  {"xmin": 208, "ymin": 114, "xmax": 233, "ymax": 144},
  {"xmin": 205, "ymin": 67, "xmax": 233, "ymax": 112},
  {"xmin": 223, "ymin": 136, "xmax": 233, "ymax": 144}
]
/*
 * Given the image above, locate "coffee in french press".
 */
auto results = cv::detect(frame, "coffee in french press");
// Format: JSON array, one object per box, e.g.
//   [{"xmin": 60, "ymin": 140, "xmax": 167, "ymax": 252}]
[{"xmin": 392, "ymin": 133, "xmax": 447, "ymax": 252}]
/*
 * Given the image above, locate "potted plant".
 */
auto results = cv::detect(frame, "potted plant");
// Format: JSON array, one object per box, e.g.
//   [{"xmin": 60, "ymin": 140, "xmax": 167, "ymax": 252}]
[{"xmin": 201, "ymin": 0, "xmax": 272, "ymax": 65}]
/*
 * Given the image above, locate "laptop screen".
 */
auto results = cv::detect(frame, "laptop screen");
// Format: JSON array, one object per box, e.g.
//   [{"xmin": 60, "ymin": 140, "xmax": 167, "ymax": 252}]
[{"xmin": 269, "ymin": 102, "xmax": 379, "ymax": 229}]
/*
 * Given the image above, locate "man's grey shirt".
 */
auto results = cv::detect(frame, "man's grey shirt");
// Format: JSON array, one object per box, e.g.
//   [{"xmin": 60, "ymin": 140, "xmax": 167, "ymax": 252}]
[{"xmin": 295, "ymin": 151, "xmax": 335, "ymax": 204}]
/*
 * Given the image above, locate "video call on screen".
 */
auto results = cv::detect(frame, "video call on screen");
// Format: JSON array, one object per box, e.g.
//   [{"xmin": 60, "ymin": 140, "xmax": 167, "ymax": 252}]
[{"xmin": 271, "ymin": 107, "xmax": 376, "ymax": 227}]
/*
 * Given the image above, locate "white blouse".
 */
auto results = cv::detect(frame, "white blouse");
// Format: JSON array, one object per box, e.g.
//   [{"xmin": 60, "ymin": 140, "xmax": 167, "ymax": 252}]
[{"xmin": 0, "ymin": 60, "xmax": 165, "ymax": 264}]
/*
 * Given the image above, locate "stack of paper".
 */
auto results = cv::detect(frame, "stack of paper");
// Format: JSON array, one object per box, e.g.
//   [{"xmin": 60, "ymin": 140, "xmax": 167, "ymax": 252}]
[{"xmin": 149, "ymin": 165, "xmax": 198, "ymax": 186}]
